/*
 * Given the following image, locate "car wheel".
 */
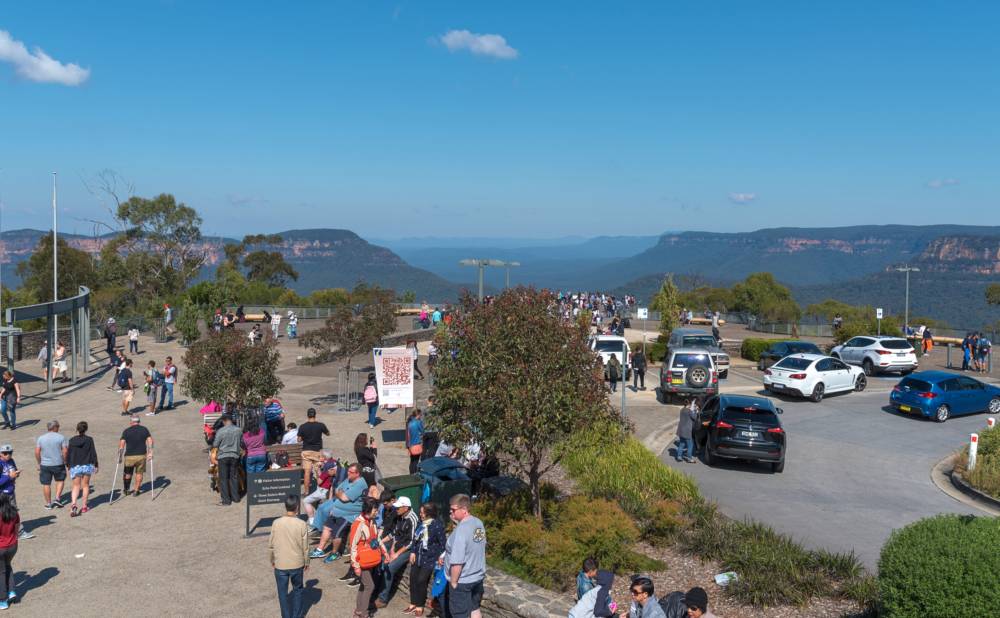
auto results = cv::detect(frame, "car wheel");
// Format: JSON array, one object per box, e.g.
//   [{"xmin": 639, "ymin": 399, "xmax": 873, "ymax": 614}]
[
  {"xmin": 704, "ymin": 445, "xmax": 716, "ymax": 466},
  {"xmin": 854, "ymin": 374, "xmax": 867, "ymax": 392},
  {"xmin": 862, "ymin": 359, "xmax": 875, "ymax": 377},
  {"xmin": 810, "ymin": 383, "xmax": 825, "ymax": 403},
  {"xmin": 989, "ymin": 397, "xmax": 1000, "ymax": 415},
  {"xmin": 934, "ymin": 404, "xmax": 950, "ymax": 423},
  {"xmin": 772, "ymin": 459, "xmax": 784, "ymax": 473},
  {"xmin": 687, "ymin": 365, "xmax": 710, "ymax": 388},
  {"xmin": 900, "ymin": 369, "xmax": 913, "ymax": 376}
]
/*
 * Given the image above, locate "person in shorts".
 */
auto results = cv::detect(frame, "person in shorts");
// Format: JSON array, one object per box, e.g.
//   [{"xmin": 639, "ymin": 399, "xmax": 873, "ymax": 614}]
[
  {"xmin": 296, "ymin": 408, "xmax": 329, "ymax": 493},
  {"xmin": 119, "ymin": 416, "xmax": 153, "ymax": 497},
  {"xmin": 120, "ymin": 359, "xmax": 135, "ymax": 415},
  {"xmin": 34, "ymin": 420, "xmax": 68, "ymax": 509},
  {"xmin": 67, "ymin": 421, "xmax": 98, "ymax": 516},
  {"xmin": 443, "ymin": 494, "xmax": 487, "ymax": 618}
]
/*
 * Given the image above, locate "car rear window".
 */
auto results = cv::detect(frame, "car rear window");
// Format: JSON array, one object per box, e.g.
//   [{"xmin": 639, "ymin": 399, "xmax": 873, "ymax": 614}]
[
  {"xmin": 672, "ymin": 353, "xmax": 711, "ymax": 368},
  {"xmin": 787, "ymin": 342, "xmax": 821, "ymax": 354},
  {"xmin": 898, "ymin": 378, "xmax": 932, "ymax": 392},
  {"xmin": 721, "ymin": 407, "xmax": 779, "ymax": 425},
  {"xmin": 682, "ymin": 336, "xmax": 716, "ymax": 348},
  {"xmin": 774, "ymin": 357, "xmax": 812, "ymax": 370},
  {"xmin": 595, "ymin": 341, "xmax": 627, "ymax": 352},
  {"xmin": 880, "ymin": 339, "xmax": 913, "ymax": 350}
]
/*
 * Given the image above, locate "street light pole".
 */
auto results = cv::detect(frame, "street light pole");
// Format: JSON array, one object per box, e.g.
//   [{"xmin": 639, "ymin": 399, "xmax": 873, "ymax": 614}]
[
  {"xmin": 459, "ymin": 259, "xmax": 518, "ymax": 301},
  {"xmin": 504, "ymin": 261, "xmax": 520, "ymax": 289},
  {"xmin": 895, "ymin": 266, "xmax": 920, "ymax": 331}
]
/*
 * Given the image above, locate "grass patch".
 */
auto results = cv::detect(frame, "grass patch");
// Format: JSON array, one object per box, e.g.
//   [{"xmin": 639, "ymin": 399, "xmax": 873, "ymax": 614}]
[{"xmin": 957, "ymin": 424, "xmax": 1000, "ymax": 499}]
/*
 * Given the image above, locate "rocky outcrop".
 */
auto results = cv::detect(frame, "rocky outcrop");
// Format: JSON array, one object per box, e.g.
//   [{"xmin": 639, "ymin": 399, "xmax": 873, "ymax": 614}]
[{"xmin": 913, "ymin": 235, "xmax": 1000, "ymax": 273}]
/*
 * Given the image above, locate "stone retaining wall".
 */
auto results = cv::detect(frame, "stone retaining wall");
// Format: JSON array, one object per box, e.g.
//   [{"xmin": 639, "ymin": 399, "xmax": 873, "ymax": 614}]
[{"xmin": 395, "ymin": 566, "xmax": 570, "ymax": 618}]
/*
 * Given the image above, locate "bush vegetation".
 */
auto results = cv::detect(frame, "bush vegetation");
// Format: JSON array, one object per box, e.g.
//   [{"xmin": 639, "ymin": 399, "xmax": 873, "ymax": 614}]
[
  {"xmin": 957, "ymin": 424, "xmax": 1000, "ymax": 498},
  {"xmin": 740, "ymin": 338, "xmax": 787, "ymax": 361},
  {"xmin": 878, "ymin": 514, "xmax": 1000, "ymax": 616}
]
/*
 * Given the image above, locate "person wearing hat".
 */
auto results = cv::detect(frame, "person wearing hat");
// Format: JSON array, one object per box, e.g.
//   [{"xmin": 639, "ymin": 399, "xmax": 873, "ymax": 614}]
[
  {"xmin": 684, "ymin": 587, "xmax": 715, "ymax": 618},
  {"xmin": 211, "ymin": 414, "xmax": 243, "ymax": 506},
  {"xmin": 374, "ymin": 495, "xmax": 419, "ymax": 608},
  {"xmin": 104, "ymin": 317, "xmax": 117, "ymax": 367},
  {"xmin": 119, "ymin": 416, "xmax": 153, "ymax": 497},
  {"xmin": 0, "ymin": 445, "xmax": 32, "ymax": 540}
]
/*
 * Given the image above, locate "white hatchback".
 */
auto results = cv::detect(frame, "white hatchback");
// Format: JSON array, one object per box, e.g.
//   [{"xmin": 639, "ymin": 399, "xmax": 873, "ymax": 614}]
[{"xmin": 763, "ymin": 353, "xmax": 867, "ymax": 402}]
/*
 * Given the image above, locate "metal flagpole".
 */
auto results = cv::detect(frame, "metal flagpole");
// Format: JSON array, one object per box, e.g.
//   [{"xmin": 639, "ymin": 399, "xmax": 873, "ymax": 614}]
[{"xmin": 52, "ymin": 173, "xmax": 59, "ymax": 336}]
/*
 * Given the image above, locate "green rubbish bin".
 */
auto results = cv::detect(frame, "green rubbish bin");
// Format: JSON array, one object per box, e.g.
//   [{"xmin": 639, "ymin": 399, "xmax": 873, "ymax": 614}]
[{"xmin": 381, "ymin": 474, "xmax": 425, "ymax": 510}]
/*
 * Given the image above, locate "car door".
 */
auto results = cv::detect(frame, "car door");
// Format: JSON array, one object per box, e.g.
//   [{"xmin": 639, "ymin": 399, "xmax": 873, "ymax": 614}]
[
  {"xmin": 829, "ymin": 358, "xmax": 853, "ymax": 391},
  {"xmin": 939, "ymin": 378, "xmax": 964, "ymax": 413},
  {"xmin": 696, "ymin": 397, "xmax": 719, "ymax": 444},
  {"xmin": 839, "ymin": 338, "xmax": 859, "ymax": 363},
  {"xmin": 957, "ymin": 376, "xmax": 987, "ymax": 414}
]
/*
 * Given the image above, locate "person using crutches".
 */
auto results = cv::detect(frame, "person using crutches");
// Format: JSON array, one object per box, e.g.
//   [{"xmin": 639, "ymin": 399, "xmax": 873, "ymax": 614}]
[
  {"xmin": 118, "ymin": 416, "xmax": 153, "ymax": 497},
  {"xmin": 108, "ymin": 445, "xmax": 124, "ymax": 504}
]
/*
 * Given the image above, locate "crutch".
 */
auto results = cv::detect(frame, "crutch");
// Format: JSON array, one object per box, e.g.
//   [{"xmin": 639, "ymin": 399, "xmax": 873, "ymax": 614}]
[
  {"xmin": 108, "ymin": 447, "xmax": 123, "ymax": 504},
  {"xmin": 149, "ymin": 454, "xmax": 155, "ymax": 500}
]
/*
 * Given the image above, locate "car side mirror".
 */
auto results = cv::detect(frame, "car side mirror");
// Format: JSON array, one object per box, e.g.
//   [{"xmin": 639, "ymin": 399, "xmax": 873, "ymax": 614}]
[{"xmin": 776, "ymin": 408, "xmax": 784, "ymax": 415}]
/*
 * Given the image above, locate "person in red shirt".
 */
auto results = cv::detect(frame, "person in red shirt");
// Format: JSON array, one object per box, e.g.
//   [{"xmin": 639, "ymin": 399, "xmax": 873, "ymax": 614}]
[{"xmin": 0, "ymin": 493, "xmax": 19, "ymax": 608}]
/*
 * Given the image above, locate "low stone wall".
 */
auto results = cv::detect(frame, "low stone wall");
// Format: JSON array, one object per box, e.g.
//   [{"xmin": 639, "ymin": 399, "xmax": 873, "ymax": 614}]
[{"xmin": 395, "ymin": 566, "xmax": 570, "ymax": 618}]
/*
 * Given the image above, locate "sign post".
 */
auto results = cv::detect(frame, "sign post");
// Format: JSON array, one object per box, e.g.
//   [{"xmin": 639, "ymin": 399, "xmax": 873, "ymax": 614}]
[
  {"xmin": 969, "ymin": 434, "xmax": 979, "ymax": 471},
  {"xmin": 876, "ymin": 307, "xmax": 883, "ymax": 336},
  {"xmin": 637, "ymin": 308, "xmax": 648, "ymax": 353},
  {"xmin": 246, "ymin": 469, "xmax": 301, "ymax": 537}
]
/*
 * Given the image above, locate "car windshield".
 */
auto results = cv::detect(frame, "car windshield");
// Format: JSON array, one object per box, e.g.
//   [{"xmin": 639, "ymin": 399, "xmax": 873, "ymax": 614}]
[
  {"xmin": 595, "ymin": 341, "xmax": 627, "ymax": 352},
  {"xmin": 879, "ymin": 339, "xmax": 913, "ymax": 350},
  {"xmin": 682, "ymin": 336, "xmax": 716, "ymax": 348},
  {"xmin": 787, "ymin": 342, "xmax": 821, "ymax": 354},
  {"xmin": 898, "ymin": 378, "xmax": 932, "ymax": 392},
  {"xmin": 721, "ymin": 406, "xmax": 779, "ymax": 426},
  {"xmin": 672, "ymin": 353, "xmax": 710, "ymax": 368},
  {"xmin": 774, "ymin": 357, "xmax": 812, "ymax": 370}
]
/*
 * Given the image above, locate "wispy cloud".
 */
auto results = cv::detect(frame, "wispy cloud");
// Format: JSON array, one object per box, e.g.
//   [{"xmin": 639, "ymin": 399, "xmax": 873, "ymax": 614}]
[
  {"xmin": 0, "ymin": 30, "xmax": 90, "ymax": 86},
  {"xmin": 439, "ymin": 29, "xmax": 518, "ymax": 60},
  {"xmin": 728, "ymin": 192, "xmax": 756, "ymax": 205},
  {"xmin": 226, "ymin": 194, "xmax": 272, "ymax": 208},
  {"xmin": 926, "ymin": 178, "xmax": 959, "ymax": 189}
]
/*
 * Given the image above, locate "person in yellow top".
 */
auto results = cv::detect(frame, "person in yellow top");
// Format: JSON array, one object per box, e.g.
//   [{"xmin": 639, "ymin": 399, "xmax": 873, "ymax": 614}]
[{"xmin": 269, "ymin": 495, "xmax": 310, "ymax": 618}]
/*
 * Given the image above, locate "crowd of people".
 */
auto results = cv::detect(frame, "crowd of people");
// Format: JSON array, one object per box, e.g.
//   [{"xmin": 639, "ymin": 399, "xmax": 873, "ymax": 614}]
[
  {"xmin": 105, "ymin": 345, "xmax": 178, "ymax": 416},
  {"xmin": 554, "ymin": 291, "xmax": 636, "ymax": 323}
]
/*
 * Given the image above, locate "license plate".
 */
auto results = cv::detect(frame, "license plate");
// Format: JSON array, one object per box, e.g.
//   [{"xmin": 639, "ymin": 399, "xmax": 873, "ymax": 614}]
[
  {"xmin": 671, "ymin": 378, "xmax": 683, "ymax": 384},
  {"xmin": 740, "ymin": 431, "xmax": 760, "ymax": 439},
  {"xmin": 896, "ymin": 353, "xmax": 907, "ymax": 357},
  {"xmin": 899, "ymin": 404, "xmax": 911, "ymax": 412}
]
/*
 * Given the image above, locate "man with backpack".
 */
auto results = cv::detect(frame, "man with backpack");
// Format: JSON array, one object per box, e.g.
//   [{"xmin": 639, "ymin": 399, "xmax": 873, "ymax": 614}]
[
  {"xmin": 119, "ymin": 359, "xmax": 135, "ymax": 416},
  {"xmin": 144, "ymin": 361, "xmax": 164, "ymax": 416},
  {"xmin": 158, "ymin": 356, "xmax": 177, "ymax": 412},
  {"xmin": 363, "ymin": 373, "xmax": 379, "ymax": 429}
]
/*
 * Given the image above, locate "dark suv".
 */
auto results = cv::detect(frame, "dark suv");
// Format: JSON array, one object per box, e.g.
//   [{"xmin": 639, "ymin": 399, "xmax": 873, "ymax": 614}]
[{"xmin": 693, "ymin": 394, "xmax": 786, "ymax": 473}]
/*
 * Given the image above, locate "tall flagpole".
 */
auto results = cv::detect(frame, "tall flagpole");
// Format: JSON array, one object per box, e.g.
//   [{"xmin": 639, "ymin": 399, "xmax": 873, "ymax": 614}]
[{"xmin": 53, "ymin": 172, "xmax": 58, "ymax": 335}]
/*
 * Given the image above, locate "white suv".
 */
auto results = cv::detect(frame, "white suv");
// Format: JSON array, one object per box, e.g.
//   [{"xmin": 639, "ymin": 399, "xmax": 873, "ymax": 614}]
[
  {"xmin": 589, "ymin": 335, "xmax": 632, "ymax": 380},
  {"xmin": 830, "ymin": 336, "xmax": 919, "ymax": 376}
]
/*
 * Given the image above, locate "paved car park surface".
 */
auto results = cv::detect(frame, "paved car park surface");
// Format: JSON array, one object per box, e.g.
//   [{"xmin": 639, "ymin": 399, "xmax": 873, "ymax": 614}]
[{"xmin": 635, "ymin": 363, "xmax": 992, "ymax": 569}]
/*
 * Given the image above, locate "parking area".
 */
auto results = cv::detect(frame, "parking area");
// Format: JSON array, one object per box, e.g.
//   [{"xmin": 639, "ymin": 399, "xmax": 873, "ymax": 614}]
[{"xmin": 617, "ymin": 360, "xmax": 995, "ymax": 569}]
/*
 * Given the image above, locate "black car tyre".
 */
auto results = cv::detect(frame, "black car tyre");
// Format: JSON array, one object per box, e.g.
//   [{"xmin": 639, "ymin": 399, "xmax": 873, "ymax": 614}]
[
  {"xmin": 934, "ymin": 404, "xmax": 950, "ymax": 423},
  {"xmin": 901, "ymin": 369, "xmax": 914, "ymax": 376},
  {"xmin": 772, "ymin": 459, "xmax": 784, "ymax": 473},
  {"xmin": 989, "ymin": 397, "xmax": 1000, "ymax": 415},
  {"xmin": 863, "ymin": 359, "xmax": 875, "ymax": 377},
  {"xmin": 687, "ymin": 365, "xmax": 710, "ymax": 388},
  {"xmin": 810, "ymin": 382, "xmax": 825, "ymax": 403},
  {"xmin": 704, "ymin": 445, "xmax": 716, "ymax": 466},
  {"xmin": 854, "ymin": 374, "xmax": 867, "ymax": 392}
]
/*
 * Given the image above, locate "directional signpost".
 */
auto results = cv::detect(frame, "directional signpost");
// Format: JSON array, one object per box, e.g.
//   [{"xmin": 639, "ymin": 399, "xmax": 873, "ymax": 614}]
[
  {"xmin": 245, "ymin": 469, "xmax": 301, "ymax": 537},
  {"xmin": 876, "ymin": 307, "xmax": 883, "ymax": 336}
]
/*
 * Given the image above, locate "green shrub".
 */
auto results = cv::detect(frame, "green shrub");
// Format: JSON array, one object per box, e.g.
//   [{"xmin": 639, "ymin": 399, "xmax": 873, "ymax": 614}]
[
  {"xmin": 647, "ymin": 337, "xmax": 667, "ymax": 364},
  {"xmin": 492, "ymin": 519, "xmax": 579, "ymax": 591},
  {"xmin": 559, "ymin": 421, "xmax": 700, "ymax": 518},
  {"xmin": 552, "ymin": 497, "xmax": 639, "ymax": 574},
  {"xmin": 642, "ymin": 499, "xmax": 687, "ymax": 546},
  {"xmin": 740, "ymin": 338, "xmax": 786, "ymax": 362},
  {"xmin": 472, "ymin": 483, "xmax": 558, "ymax": 531},
  {"xmin": 879, "ymin": 514, "xmax": 1000, "ymax": 617}
]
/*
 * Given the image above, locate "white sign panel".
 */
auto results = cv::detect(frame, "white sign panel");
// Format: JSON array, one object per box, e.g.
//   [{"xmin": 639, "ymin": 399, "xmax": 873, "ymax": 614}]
[
  {"xmin": 637, "ymin": 307, "xmax": 648, "ymax": 320},
  {"xmin": 876, "ymin": 308, "xmax": 883, "ymax": 320},
  {"xmin": 373, "ymin": 347, "xmax": 414, "ymax": 407}
]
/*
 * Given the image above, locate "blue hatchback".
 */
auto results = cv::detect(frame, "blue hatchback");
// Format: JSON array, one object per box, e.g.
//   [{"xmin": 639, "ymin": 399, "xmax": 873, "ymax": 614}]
[{"xmin": 889, "ymin": 371, "xmax": 1000, "ymax": 422}]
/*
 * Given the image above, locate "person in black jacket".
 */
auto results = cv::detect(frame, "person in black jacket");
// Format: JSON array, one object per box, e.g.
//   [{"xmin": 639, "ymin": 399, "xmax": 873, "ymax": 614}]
[
  {"xmin": 353, "ymin": 433, "xmax": 378, "ymax": 487},
  {"xmin": 67, "ymin": 421, "xmax": 98, "ymax": 516},
  {"xmin": 632, "ymin": 349, "xmax": 647, "ymax": 391},
  {"xmin": 375, "ymin": 496, "xmax": 420, "ymax": 608},
  {"xmin": 405, "ymin": 502, "xmax": 446, "ymax": 617}
]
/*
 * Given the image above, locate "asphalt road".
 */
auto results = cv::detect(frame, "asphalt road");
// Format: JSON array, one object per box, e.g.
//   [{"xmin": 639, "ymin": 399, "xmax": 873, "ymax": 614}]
[{"xmin": 651, "ymin": 365, "xmax": 991, "ymax": 569}]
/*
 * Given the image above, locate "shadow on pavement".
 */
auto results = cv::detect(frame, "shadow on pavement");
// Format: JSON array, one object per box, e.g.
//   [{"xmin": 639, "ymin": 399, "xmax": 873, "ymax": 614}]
[
  {"xmin": 13, "ymin": 567, "xmax": 59, "ymax": 600},
  {"xmin": 151, "ymin": 476, "xmax": 172, "ymax": 499},
  {"xmin": 880, "ymin": 404, "xmax": 927, "ymax": 421},
  {"xmin": 22, "ymin": 514, "xmax": 56, "ymax": 533},
  {"xmin": 380, "ymin": 429, "xmax": 405, "ymax": 444},
  {"xmin": 302, "ymin": 579, "xmax": 323, "ymax": 614}
]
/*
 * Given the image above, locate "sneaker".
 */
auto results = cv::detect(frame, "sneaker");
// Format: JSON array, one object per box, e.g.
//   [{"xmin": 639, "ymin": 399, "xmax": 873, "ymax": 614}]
[
  {"xmin": 338, "ymin": 569, "xmax": 354, "ymax": 581},
  {"xmin": 7, "ymin": 590, "xmax": 14, "ymax": 600},
  {"xmin": 0, "ymin": 599, "xmax": 8, "ymax": 610},
  {"xmin": 81, "ymin": 507, "xmax": 89, "ymax": 514},
  {"xmin": 52, "ymin": 500, "xmax": 64, "ymax": 508},
  {"xmin": 17, "ymin": 531, "xmax": 34, "ymax": 540},
  {"xmin": 346, "ymin": 577, "xmax": 361, "ymax": 587},
  {"xmin": 42, "ymin": 503, "xmax": 54, "ymax": 510},
  {"xmin": 309, "ymin": 548, "xmax": 328, "ymax": 559},
  {"xmin": 70, "ymin": 505, "xmax": 79, "ymax": 518},
  {"xmin": 145, "ymin": 412, "xmax": 156, "ymax": 416},
  {"xmin": 323, "ymin": 552, "xmax": 341, "ymax": 564}
]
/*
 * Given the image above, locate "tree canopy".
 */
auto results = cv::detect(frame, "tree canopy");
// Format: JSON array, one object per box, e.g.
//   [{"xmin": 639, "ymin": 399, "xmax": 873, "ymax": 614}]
[
  {"xmin": 181, "ymin": 329, "xmax": 283, "ymax": 408},
  {"xmin": 731, "ymin": 272, "xmax": 801, "ymax": 322},
  {"xmin": 987, "ymin": 284, "xmax": 1000, "ymax": 306},
  {"xmin": 16, "ymin": 235, "xmax": 98, "ymax": 302},
  {"xmin": 298, "ymin": 284, "xmax": 397, "ymax": 368},
  {"xmin": 650, "ymin": 275, "xmax": 680, "ymax": 340}
]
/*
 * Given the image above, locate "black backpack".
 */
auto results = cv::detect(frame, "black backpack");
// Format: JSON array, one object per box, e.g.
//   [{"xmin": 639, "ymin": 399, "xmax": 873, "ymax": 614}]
[{"xmin": 658, "ymin": 591, "xmax": 687, "ymax": 618}]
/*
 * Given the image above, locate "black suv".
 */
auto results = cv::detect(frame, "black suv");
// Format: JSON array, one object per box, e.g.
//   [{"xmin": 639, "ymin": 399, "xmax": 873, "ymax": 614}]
[{"xmin": 693, "ymin": 394, "xmax": 786, "ymax": 473}]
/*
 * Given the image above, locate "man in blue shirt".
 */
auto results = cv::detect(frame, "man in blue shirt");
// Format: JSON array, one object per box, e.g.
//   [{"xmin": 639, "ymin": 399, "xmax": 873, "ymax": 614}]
[
  {"xmin": 309, "ymin": 463, "xmax": 367, "ymax": 562},
  {"xmin": 432, "ymin": 308, "xmax": 443, "ymax": 325}
]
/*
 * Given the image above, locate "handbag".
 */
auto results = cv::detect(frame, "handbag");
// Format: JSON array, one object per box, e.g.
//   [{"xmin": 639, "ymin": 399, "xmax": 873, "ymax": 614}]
[
  {"xmin": 431, "ymin": 564, "xmax": 448, "ymax": 599},
  {"xmin": 408, "ymin": 443, "xmax": 424, "ymax": 456}
]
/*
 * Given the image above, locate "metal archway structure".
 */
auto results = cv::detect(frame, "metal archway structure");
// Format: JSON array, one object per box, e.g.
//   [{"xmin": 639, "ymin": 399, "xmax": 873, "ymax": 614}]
[{"xmin": 5, "ymin": 286, "xmax": 92, "ymax": 392}]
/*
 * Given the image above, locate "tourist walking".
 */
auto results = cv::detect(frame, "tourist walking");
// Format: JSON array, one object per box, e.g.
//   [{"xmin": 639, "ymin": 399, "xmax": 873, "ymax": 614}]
[
  {"xmin": 297, "ymin": 408, "xmax": 329, "ymax": 493},
  {"xmin": 408, "ymin": 340, "xmax": 424, "ymax": 380},
  {"xmin": 243, "ymin": 416, "xmax": 268, "ymax": 474},
  {"xmin": 35, "ymin": 420, "xmax": 68, "ymax": 509},
  {"xmin": 269, "ymin": 494, "xmax": 310, "ymax": 618},
  {"xmin": 0, "ymin": 494, "xmax": 19, "ymax": 609},
  {"xmin": 632, "ymin": 349, "xmax": 646, "ymax": 391},
  {"xmin": 363, "ymin": 373, "xmax": 379, "ymax": 428},
  {"xmin": 212, "ymin": 414, "xmax": 242, "ymax": 505},
  {"xmin": 144, "ymin": 360, "xmax": 162, "ymax": 416},
  {"xmin": 53, "ymin": 341, "xmax": 68, "ymax": 382},
  {"xmin": 104, "ymin": 317, "xmax": 117, "ymax": 365},
  {"xmin": 607, "ymin": 355, "xmax": 622, "ymax": 393},
  {"xmin": 163, "ymin": 303, "xmax": 175, "ymax": 337},
  {"xmin": 375, "ymin": 496, "xmax": 419, "ymax": 608},
  {"xmin": 349, "ymin": 497, "xmax": 385, "ymax": 618},
  {"xmin": 271, "ymin": 312, "xmax": 282, "ymax": 339},
  {"xmin": 119, "ymin": 416, "xmax": 153, "ymax": 497},
  {"xmin": 0, "ymin": 446, "xmax": 32, "ymax": 541},
  {"xmin": 120, "ymin": 359, "xmax": 135, "ymax": 415},
  {"xmin": 128, "ymin": 325, "xmax": 140, "ymax": 354},
  {"xmin": 354, "ymin": 433, "xmax": 378, "ymax": 487},
  {"xmin": 0, "ymin": 371, "xmax": 21, "ymax": 431},
  {"xmin": 38, "ymin": 342, "xmax": 48, "ymax": 382},
  {"xmin": 67, "ymin": 421, "xmax": 98, "ymax": 516},
  {"xmin": 405, "ymin": 409, "xmax": 425, "ymax": 474},
  {"xmin": 443, "ymin": 494, "xmax": 487, "ymax": 618},
  {"xmin": 159, "ymin": 356, "xmax": 177, "ymax": 411},
  {"xmin": 676, "ymin": 399, "xmax": 698, "ymax": 463},
  {"xmin": 108, "ymin": 349, "xmax": 125, "ymax": 390},
  {"xmin": 405, "ymin": 502, "xmax": 446, "ymax": 617}
]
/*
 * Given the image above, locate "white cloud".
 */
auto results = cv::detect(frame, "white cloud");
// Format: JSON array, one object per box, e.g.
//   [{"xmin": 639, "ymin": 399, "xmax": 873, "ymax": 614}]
[
  {"xmin": 439, "ymin": 29, "xmax": 518, "ymax": 60},
  {"xmin": 728, "ymin": 192, "xmax": 756, "ymax": 204},
  {"xmin": 926, "ymin": 178, "xmax": 959, "ymax": 189},
  {"xmin": 0, "ymin": 30, "xmax": 90, "ymax": 86}
]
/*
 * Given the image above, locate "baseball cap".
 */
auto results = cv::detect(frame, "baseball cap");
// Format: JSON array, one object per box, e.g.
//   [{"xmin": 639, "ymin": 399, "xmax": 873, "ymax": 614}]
[
  {"xmin": 0, "ymin": 445, "xmax": 12, "ymax": 454},
  {"xmin": 130, "ymin": 415, "xmax": 141, "ymax": 424},
  {"xmin": 392, "ymin": 496, "xmax": 411, "ymax": 509}
]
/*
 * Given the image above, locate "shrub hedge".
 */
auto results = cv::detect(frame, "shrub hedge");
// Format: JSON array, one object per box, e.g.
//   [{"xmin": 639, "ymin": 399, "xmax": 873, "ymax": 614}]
[
  {"xmin": 740, "ymin": 338, "xmax": 787, "ymax": 362},
  {"xmin": 879, "ymin": 514, "xmax": 1000, "ymax": 616}
]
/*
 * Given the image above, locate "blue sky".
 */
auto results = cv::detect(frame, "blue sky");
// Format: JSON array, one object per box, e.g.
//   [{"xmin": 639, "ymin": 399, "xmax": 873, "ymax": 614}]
[{"xmin": 1, "ymin": 1, "xmax": 998, "ymax": 239}]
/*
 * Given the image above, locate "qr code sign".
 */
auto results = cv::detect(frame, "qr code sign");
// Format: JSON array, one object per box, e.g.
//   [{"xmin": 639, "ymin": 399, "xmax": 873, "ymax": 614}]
[{"xmin": 381, "ymin": 356, "xmax": 412, "ymax": 387}]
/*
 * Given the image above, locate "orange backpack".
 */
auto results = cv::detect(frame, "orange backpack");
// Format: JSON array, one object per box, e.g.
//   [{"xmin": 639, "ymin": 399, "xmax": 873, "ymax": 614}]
[{"xmin": 350, "ymin": 518, "xmax": 382, "ymax": 569}]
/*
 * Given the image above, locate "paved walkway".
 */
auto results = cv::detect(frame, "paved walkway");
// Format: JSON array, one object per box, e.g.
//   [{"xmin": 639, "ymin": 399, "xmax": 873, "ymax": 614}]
[{"xmin": 5, "ymin": 329, "xmax": 427, "ymax": 616}]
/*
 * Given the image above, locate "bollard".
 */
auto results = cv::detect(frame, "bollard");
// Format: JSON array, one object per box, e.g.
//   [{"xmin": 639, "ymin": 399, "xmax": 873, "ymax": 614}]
[
  {"xmin": 969, "ymin": 433, "xmax": 979, "ymax": 471},
  {"xmin": 988, "ymin": 418, "xmax": 996, "ymax": 429}
]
